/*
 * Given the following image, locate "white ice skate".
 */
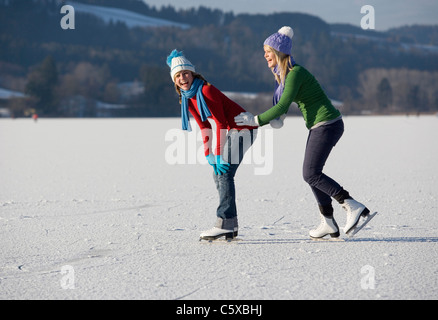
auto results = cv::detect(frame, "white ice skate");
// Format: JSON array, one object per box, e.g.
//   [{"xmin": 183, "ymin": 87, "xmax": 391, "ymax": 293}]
[
  {"xmin": 309, "ymin": 214, "xmax": 340, "ymax": 239},
  {"xmin": 199, "ymin": 227, "xmax": 237, "ymax": 241},
  {"xmin": 342, "ymin": 198, "xmax": 370, "ymax": 235},
  {"xmin": 200, "ymin": 217, "xmax": 238, "ymax": 241}
]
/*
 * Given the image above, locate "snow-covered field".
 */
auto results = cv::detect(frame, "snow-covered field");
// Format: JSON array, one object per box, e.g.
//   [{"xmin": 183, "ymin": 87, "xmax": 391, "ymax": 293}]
[{"xmin": 0, "ymin": 116, "xmax": 437, "ymax": 300}]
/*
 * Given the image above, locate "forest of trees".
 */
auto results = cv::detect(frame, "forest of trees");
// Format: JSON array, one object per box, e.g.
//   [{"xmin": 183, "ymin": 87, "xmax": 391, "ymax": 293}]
[{"xmin": 1, "ymin": 0, "xmax": 437, "ymax": 117}]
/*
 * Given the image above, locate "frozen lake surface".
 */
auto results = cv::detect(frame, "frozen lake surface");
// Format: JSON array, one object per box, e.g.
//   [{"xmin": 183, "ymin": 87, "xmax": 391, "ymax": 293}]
[{"xmin": 0, "ymin": 116, "xmax": 437, "ymax": 300}]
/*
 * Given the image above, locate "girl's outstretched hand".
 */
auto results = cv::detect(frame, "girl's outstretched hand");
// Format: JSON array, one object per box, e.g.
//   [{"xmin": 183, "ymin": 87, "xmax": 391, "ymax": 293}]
[
  {"xmin": 206, "ymin": 154, "xmax": 218, "ymax": 175},
  {"xmin": 215, "ymin": 155, "xmax": 230, "ymax": 175},
  {"xmin": 206, "ymin": 154, "xmax": 230, "ymax": 175},
  {"xmin": 270, "ymin": 113, "xmax": 287, "ymax": 129},
  {"xmin": 234, "ymin": 112, "xmax": 259, "ymax": 127}
]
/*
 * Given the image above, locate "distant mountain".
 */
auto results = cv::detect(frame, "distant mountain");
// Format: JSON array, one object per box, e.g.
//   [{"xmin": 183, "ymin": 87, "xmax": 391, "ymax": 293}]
[
  {"xmin": 330, "ymin": 23, "xmax": 387, "ymax": 39},
  {"xmin": 388, "ymin": 25, "xmax": 438, "ymax": 45},
  {"xmin": 1, "ymin": 0, "xmax": 437, "ymax": 117},
  {"xmin": 332, "ymin": 23, "xmax": 438, "ymax": 45},
  {"xmin": 331, "ymin": 23, "xmax": 438, "ymax": 54},
  {"xmin": 67, "ymin": 1, "xmax": 190, "ymax": 29}
]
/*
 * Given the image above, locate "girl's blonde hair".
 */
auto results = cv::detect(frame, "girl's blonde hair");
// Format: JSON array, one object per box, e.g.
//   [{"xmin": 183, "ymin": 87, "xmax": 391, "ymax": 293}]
[
  {"xmin": 174, "ymin": 71, "xmax": 209, "ymax": 104},
  {"xmin": 264, "ymin": 45, "xmax": 293, "ymax": 85}
]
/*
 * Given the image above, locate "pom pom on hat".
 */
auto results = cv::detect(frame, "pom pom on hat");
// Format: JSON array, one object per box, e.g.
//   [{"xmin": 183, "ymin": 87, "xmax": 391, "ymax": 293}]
[
  {"xmin": 166, "ymin": 49, "xmax": 196, "ymax": 82},
  {"xmin": 166, "ymin": 49, "xmax": 183, "ymax": 68},
  {"xmin": 278, "ymin": 26, "xmax": 294, "ymax": 39},
  {"xmin": 264, "ymin": 26, "xmax": 294, "ymax": 55}
]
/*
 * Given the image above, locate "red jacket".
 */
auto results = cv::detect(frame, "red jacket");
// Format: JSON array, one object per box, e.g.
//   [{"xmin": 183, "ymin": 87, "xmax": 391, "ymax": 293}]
[{"xmin": 188, "ymin": 84, "xmax": 256, "ymax": 156}]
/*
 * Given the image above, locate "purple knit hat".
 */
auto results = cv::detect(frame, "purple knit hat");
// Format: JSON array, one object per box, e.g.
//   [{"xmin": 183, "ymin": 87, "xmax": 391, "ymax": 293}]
[{"xmin": 264, "ymin": 26, "xmax": 294, "ymax": 55}]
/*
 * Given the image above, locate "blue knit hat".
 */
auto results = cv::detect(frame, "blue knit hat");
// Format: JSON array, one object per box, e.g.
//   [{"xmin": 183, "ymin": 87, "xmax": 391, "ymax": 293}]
[{"xmin": 264, "ymin": 26, "xmax": 294, "ymax": 55}]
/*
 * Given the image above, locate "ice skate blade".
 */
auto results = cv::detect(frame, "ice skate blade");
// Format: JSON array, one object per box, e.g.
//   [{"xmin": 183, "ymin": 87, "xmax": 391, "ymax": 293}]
[
  {"xmin": 310, "ymin": 236, "xmax": 344, "ymax": 242},
  {"xmin": 199, "ymin": 237, "xmax": 242, "ymax": 243},
  {"xmin": 347, "ymin": 211, "xmax": 378, "ymax": 237}
]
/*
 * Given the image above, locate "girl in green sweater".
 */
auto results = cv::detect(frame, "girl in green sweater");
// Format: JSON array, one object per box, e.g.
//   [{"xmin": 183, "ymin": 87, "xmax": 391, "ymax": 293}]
[{"xmin": 235, "ymin": 27, "xmax": 375, "ymax": 239}]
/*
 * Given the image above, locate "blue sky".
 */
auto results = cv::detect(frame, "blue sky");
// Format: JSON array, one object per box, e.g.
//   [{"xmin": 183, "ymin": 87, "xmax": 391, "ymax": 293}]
[{"xmin": 143, "ymin": 0, "xmax": 438, "ymax": 30}]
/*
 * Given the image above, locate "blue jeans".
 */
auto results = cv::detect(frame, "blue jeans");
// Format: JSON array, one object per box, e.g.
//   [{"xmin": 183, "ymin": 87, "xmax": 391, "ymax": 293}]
[
  {"xmin": 213, "ymin": 129, "xmax": 256, "ymax": 220},
  {"xmin": 302, "ymin": 119, "xmax": 344, "ymax": 206}
]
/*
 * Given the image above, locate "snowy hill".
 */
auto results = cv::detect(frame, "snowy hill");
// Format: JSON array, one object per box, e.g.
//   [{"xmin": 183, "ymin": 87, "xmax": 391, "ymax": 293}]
[
  {"xmin": 67, "ymin": 1, "xmax": 190, "ymax": 29},
  {"xmin": 0, "ymin": 87, "xmax": 26, "ymax": 99},
  {"xmin": 332, "ymin": 31, "xmax": 438, "ymax": 54}
]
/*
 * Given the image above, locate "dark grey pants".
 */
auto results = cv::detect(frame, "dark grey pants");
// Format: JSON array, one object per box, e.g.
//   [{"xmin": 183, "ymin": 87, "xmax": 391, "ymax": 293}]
[{"xmin": 302, "ymin": 119, "xmax": 344, "ymax": 206}]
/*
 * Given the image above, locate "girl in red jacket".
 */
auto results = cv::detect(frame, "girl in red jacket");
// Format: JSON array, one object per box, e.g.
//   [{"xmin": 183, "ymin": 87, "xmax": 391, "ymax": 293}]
[{"xmin": 167, "ymin": 49, "xmax": 257, "ymax": 241}]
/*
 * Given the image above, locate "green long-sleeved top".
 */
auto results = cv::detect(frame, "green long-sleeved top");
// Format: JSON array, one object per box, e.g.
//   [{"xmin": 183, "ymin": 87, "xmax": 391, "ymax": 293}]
[{"xmin": 257, "ymin": 64, "xmax": 341, "ymax": 129}]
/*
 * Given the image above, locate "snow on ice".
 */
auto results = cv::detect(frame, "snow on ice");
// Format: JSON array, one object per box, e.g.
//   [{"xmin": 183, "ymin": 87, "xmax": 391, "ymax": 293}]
[{"xmin": 0, "ymin": 116, "xmax": 437, "ymax": 300}]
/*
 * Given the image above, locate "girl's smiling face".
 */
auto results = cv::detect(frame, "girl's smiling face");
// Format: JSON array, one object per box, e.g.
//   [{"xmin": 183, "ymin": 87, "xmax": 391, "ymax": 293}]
[
  {"xmin": 264, "ymin": 46, "xmax": 278, "ymax": 69},
  {"xmin": 174, "ymin": 70, "xmax": 194, "ymax": 91}
]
